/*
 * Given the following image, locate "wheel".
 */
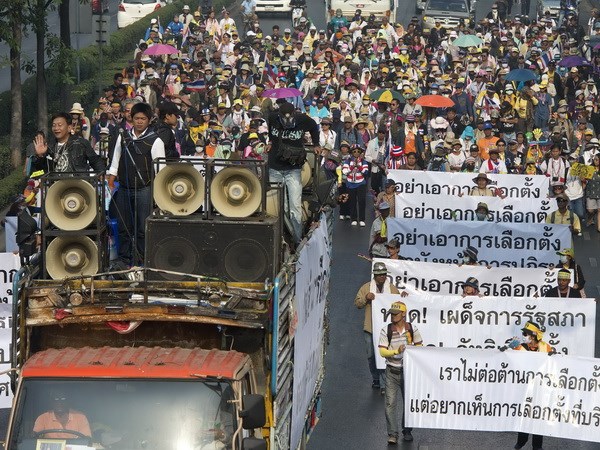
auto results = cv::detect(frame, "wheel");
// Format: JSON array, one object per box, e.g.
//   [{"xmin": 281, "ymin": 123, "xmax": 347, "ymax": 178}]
[{"xmin": 34, "ymin": 429, "xmax": 90, "ymax": 439}]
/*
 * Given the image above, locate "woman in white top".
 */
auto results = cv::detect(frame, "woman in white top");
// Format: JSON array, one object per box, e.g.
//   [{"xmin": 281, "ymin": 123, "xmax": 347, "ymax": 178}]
[{"xmin": 319, "ymin": 117, "xmax": 337, "ymax": 151}]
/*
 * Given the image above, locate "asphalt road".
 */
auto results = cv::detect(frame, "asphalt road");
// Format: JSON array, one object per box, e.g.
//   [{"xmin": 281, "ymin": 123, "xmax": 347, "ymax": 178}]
[{"xmin": 0, "ymin": 0, "xmax": 121, "ymax": 92}]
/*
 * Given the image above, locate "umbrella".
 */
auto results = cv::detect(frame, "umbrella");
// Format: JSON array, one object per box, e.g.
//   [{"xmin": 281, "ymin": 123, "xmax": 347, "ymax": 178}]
[
  {"xmin": 505, "ymin": 69, "xmax": 537, "ymax": 82},
  {"xmin": 369, "ymin": 89, "xmax": 404, "ymax": 103},
  {"xmin": 558, "ymin": 55, "xmax": 591, "ymax": 68},
  {"xmin": 143, "ymin": 44, "xmax": 179, "ymax": 56},
  {"xmin": 261, "ymin": 87, "xmax": 303, "ymax": 98},
  {"xmin": 415, "ymin": 95, "xmax": 455, "ymax": 108},
  {"xmin": 452, "ymin": 34, "xmax": 483, "ymax": 48}
]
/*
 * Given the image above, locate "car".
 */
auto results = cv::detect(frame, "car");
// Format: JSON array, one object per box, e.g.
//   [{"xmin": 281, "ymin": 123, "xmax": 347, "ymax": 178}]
[
  {"xmin": 421, "ymin": 0, "xmax": 475, "ymax": 33},
  {"xmin": 117, "ymin": 0, "xmax": 165, "ymax": 29}
]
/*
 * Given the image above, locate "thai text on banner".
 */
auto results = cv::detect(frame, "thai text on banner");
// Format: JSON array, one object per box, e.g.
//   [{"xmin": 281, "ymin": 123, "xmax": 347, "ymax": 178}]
[
  {"xmin": 291, "ymin": 217, "xmax": 331, "ymax": 450},
  {"xmin": 394, "ymin": 193, "xmax": 551, "ymax": 223},
  {"xmin": 387, "ymin": 170, "xmax": 549, "ymax": 199},
  {"xmin": 404, "ymin": 347, "xmax": 600, "ymax": 443},
  {"xmin": 371, "ymin": 293, "xmax": 595, "ymax": 369},
  {"xmin": 386, "ymin": 218, "xmax": 571, "ymax": 267},
  {"xmin": 373, "ymin": 258, "xmax": 569, "ymax": 297}
]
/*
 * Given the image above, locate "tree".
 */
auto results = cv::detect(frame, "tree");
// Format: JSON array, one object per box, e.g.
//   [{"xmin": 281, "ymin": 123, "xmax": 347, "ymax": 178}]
[
  {"xmin": 58, "ymin": 0, "xmax": 71, "ymax": 109},
  {"xmin": 0, "ymin": 0, "xmax": 25, "ymax": 168}
]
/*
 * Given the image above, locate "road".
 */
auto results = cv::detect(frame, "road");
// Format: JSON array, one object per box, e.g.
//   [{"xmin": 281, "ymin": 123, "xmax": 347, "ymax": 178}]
[
  {"xmin": 251, "ymin": 1, "xmax": 600, "ymax": 449},
  {"xmin": 0, "ymin": 0, "xmax": 121, "ymax": 92}
]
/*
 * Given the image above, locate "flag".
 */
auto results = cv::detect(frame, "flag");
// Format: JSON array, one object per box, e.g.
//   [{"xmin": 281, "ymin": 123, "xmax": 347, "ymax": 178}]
[{"xmin": 263, "ymin": 62, "xmax": 277, "ymax": 88}]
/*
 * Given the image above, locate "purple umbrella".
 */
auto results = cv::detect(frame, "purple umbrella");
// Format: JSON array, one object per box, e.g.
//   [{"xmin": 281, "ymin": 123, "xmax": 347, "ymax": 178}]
[
  {"xmin": 261, "ymin": 87, "xmax": 303, "ymax": 99},
  {"xmin": 557, "ymin": 55, "xmax": 591, "ymax": 68}
]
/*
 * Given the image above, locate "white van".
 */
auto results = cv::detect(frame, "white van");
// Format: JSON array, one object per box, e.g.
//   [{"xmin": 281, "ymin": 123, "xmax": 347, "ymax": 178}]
[
  {"xmin": 255, "ymin": 0, "xmax": 292, "ymax": 13},
  {"xmin": 326, "ymin": 0, "xmax": 397, "ymax": 22}
]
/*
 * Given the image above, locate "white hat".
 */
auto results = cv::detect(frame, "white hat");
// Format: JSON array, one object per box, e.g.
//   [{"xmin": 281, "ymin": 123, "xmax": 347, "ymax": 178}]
[
  {"xmin": 430, "ymin": 116, "xmax": 449, "ymax": 129},
  {"xmin": 183, "ymin": 4, "xmax": 190, "ymax": 10},
  {"xmin": 284, "ymin": 28, "xmax": 291, "ymax": 33},
  {"xmin": 99, "ymin": 127, "xmax": 110, "ymax": 135},
  {"xmin": 69, "ymin": 102, "xmax": 85, "ymax": 115}
]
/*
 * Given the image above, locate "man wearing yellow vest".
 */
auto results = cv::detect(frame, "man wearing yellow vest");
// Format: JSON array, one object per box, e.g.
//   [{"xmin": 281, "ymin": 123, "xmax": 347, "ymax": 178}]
[
  {"xmin": 505, "ymin": 321, "xmax": 555, "ymax": 450},
  {"xmin": 378, "ymin": 301, "xmax": 423, "ymax": 445}
]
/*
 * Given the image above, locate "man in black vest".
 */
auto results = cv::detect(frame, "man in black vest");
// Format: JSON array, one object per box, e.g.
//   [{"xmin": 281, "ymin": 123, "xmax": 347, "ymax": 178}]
[{"xmin": 108, "ymin": 103, "xmax": 165, "ymax": 266}]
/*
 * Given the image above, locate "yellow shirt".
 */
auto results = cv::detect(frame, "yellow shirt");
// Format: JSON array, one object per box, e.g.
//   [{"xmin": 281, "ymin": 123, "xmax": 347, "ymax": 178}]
[{"xmin": 546, "ymin": 209, "xmax": 581, "ymax": 233}]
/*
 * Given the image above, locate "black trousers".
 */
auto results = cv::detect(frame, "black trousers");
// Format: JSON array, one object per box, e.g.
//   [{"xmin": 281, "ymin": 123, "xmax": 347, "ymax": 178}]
[
  {"xmin": 516, "ymin": 432, "xmax": 543, "ymax": 449},
  {"xmin": 347, "ymin": 184, "xmax": 367, "ymax": 222},
  {"xmin": 371, "ymin": 170, "xmax": 384, "ymax": 194}
]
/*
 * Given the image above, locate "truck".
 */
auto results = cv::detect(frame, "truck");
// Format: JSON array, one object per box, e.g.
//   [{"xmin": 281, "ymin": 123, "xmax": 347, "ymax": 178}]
[
  {"xmin": 420, "ymin": 0, "xmax": 476, "ymax": 34},
  {"xmin": 5, "ymin": 202, "xmax": 333, "ymax": 449},
  {"xmin": 326, "ymin": 0, "xmax": 397, "ymax": 23}
]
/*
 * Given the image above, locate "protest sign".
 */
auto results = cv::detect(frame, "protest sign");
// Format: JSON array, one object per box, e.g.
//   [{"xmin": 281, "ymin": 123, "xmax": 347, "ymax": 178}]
[
  {"xmin": 405, "ymin": 347, "xmax": 600, "ymax": 443},
  {"xmin": 372, "ymin": 293, "xmax": 595, "ymax": 369},
  {"xmin": 387, "ymin": 218, "xmax": 571, "ymax": 267}
]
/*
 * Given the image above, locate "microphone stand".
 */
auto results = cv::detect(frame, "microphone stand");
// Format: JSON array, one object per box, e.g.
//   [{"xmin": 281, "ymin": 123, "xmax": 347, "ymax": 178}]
[{"xmin": 120, "ymin": 129, "xmax": 146, "ymax": 266}]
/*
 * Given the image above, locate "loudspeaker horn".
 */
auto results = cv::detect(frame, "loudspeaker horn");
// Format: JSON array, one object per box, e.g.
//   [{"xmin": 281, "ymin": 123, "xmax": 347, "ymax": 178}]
[
  {"xmin": 154, "ymin": 164, "xmax": 205, "ymax": 216},
  {"xmin": 45, "ymin": 236, "xmax": 99, "ymax": 279},
  {"xmin": 45, "ymin": 179, "xmax": 97, "ymax": 231},
  {"xmin": 210, "ymin": 167, "xmax": 262, "ymax": 218}
]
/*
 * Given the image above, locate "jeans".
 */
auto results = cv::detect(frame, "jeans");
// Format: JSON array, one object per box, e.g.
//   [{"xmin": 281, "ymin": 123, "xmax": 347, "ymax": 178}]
[
  {"xmin": 570, "ymin": 197, "xmax": 585, "ymax": 223},
  {"xmin": 516, "ymin": 432, "xmax": 543, "ymax": 449},
  {"xmin": 113, "ymin": 186, "xmax": 152, "ymax": 266},
  {"xmin": 385, "ymin": 366, "xmax": 411, "ymax": 438},
  {"xmin": 269, "ymin": 168, "xmax": 303, "ymax": 243},
  {"xmin": 364, "ymin": 331, "xmax": 384, "ymax": 385},
  {"xmin": 348, "ymin": 184, "xmax": 367, "ymax": 222}
]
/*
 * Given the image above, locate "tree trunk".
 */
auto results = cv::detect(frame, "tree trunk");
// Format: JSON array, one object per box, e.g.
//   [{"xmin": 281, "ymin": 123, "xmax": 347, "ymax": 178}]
[
  {"xmin": 36, "ymin": 0, "xmax": 47, "ymax": 134},
  {"xmin": 58, "ymin": 0, "xmax": 71, "ymax": 110},
  {"xmin": 9, "ymin": 9, "xmax": 22, "ymax": 169}
]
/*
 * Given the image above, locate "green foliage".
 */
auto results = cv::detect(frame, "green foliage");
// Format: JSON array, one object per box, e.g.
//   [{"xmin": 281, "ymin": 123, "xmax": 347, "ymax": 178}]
[
  {"xmin": 0, "ymin": 166, "xmax": 26, "ymax": 211},
  {"xmin": 0, "ymin": 0, "xmax": 234, "ymax": 138}
]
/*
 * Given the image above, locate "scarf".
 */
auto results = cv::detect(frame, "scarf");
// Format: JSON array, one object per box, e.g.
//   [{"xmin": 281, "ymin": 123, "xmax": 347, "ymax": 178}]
[{"xmin": 370, "ymin": 278, "xmax": 392, "ymax": 295}]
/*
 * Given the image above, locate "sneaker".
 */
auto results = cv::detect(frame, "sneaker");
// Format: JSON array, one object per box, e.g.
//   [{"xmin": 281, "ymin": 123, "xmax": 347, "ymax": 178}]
[
  {"xmin": 359, "ymin": 221, "xmax": 366, "ymax": 227},
  {"xmin": 351, "ymin": 221, "xmax": 358, "ymax": 226},
  {"xmin": 345, "ymin": 215, "xmax": 351, "ymax": 219},
  {"xmin": 387, "ymin": 435, "xmax": 398, "ymax": 445},
  {"xmin": 339, "ymin": 215, "xmax": 345, "ymax": 220},
  {"xmin": 577, "ymin": 232, "xmax": 582, "ymax": 237},
  {"xmin": 371, "ymin": 380, "xmax": 380, "ymax": 389},
  {"xmin": 403, "ymin": 432, "xmax": 413, "ymax": 442}
]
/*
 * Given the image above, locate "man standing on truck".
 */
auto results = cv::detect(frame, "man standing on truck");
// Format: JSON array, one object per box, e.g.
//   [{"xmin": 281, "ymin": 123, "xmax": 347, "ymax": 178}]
[
  {"xmin": 34, "ymin": 391, "xmax": 92, "ymax": 439},
  {"xmin": 355, "ymin": 262, "xmax": 400, "ymax": 393},
  {"xmin": 267, "ymin": 101, "xmax": 321, "ymax": 243}
]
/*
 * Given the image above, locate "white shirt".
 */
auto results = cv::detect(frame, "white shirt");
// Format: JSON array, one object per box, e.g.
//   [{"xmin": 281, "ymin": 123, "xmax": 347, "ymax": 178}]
[{"xmin": 108, "ymin": 129, "xmax": 165, "ymax": 177}]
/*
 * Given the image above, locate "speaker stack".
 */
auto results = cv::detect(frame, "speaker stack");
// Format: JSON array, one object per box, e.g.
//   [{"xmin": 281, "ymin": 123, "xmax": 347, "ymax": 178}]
[
  {"xmin": 146, "ymin": 158, "xmax": 283, "ymax": 282},
  {"xmin": 41, "ymin": 173, "xmax": 107, "ymax": 280}
]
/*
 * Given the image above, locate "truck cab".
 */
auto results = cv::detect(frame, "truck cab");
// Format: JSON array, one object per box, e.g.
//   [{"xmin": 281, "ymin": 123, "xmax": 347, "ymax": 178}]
[
  {"xmin": 327, "ymin": 0, "xmax": 397, "ymax": 23},
  {"xmin": 7, "ymin": 347, "xmax": 265, "ymax": 450},
  {"xmin": 420, "ymin": 0, "xmax": 475, "ymax": 33}
]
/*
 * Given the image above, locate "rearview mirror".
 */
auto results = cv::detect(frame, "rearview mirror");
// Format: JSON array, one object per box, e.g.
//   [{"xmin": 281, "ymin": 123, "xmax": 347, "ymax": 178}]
[
  {"xmin": 240, "ymin": 394, "xmax": 266, "ymax": 429},
  {"xmin": 242, "ymin": 437, "xmax": 267, "ymax": 450}
]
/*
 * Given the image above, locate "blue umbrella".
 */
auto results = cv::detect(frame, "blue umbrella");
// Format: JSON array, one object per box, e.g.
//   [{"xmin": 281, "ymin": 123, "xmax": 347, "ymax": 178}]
[
  {"xmin": 557, "ymin": 55, "xmax": 590, "ymax": 68},
  {"xmin": 505, "ymin": 69, "xmax": 537, "ymax": 82}
]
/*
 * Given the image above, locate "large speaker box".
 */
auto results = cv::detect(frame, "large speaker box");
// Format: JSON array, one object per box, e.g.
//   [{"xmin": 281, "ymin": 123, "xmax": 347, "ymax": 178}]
[
  {"xmin": 41, "ymin": 173, "xmax": 107, "ymax": 279},
  {"xmin": 145, "ymin": 216, "xmax": 281, "ymax": 282}
]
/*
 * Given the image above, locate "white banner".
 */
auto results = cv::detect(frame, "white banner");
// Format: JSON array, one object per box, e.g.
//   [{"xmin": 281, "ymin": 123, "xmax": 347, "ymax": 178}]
[
  {"xmin": 291, "ymin": 217, "xmax": 331, "ymax": 450},
  {"xmin": 0, "ymin": 253, "xmax": 20, "ymax": 304},
  {"xmin": 387, "ymin": 218, "xmax": 571, "ymax": 267},
  {"xmin": 372, "ymin": 293, "xmax": 595, "ymax": 369},
  {"xmin": 374, "ymin": 258, "xmax": 568, "ymax": 297},
  {"xmin": 394, "ymin": 194, "xmax": 551, "ymax": 223},
  {"xmin": 387, "ymin": 170, "xmax": 549, "ymax": 199},
  {"xmin": 0, "ymin": 303, "xmax": 13, "ymax": 409},
  {"xmin": 405, "ymin": 347, "xmax": 600, "ymax": 443}
]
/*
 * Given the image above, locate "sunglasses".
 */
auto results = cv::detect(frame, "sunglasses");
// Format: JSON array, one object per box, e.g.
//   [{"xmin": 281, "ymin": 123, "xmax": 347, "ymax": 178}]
[{"xmin": 352, "ymin": 150, "xmax": 362, "ymax": 154}]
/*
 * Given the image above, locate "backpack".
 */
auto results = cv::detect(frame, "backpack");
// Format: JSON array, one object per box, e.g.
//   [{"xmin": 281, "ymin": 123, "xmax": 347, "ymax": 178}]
[{"xmin": 387, "ymin": 322, "xmax": 414, "ymax": 347}]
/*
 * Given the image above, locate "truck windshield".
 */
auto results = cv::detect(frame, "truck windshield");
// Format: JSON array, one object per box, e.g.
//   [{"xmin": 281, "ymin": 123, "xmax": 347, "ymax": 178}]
[
  {"xmin": 427, "ymin": 0, "xmax": 467, "ymax": 11},
  {"xmin": 9, "ymin": 378, "xmax": 237, "ymax": 450}
]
